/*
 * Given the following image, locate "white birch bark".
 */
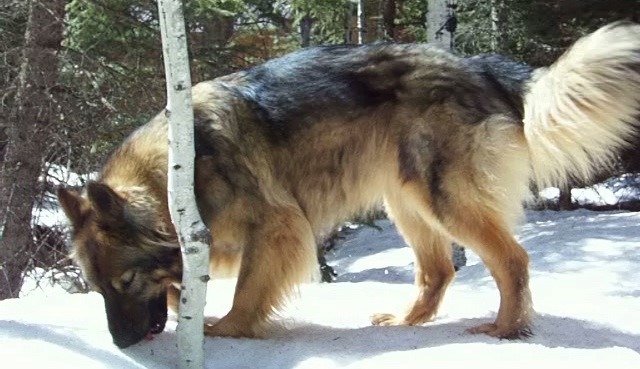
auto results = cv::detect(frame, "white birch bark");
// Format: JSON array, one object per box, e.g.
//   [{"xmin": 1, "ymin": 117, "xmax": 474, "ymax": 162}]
[
  {"xmin": 427, "ymin": 0, "xmax": 453, "ymax": 49},
  {"xmin": 157, "ymin": 1, "xmax": 210, "ymax": 368},
  {"xmin": 357, "ymin": 0, "xmax": 365, "ymax": 44}
]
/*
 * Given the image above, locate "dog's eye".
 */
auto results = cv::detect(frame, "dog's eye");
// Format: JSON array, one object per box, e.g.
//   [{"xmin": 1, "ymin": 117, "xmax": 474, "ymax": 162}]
[{"xmin": 120, "ymin": 270, "xmax": 136, "ymax": 289}]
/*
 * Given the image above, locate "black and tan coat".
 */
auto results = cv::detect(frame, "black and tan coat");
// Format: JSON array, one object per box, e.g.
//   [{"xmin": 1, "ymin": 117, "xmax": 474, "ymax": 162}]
[{"xmin": 58, "ymin": 22, "xmax": 640, "ymax": 348}]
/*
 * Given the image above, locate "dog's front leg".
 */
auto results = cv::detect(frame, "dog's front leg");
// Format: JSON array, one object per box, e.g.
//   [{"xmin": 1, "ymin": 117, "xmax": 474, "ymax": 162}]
[{"xmin": 204, "ymin": 203, "xmax": 317, "ymax": 338}]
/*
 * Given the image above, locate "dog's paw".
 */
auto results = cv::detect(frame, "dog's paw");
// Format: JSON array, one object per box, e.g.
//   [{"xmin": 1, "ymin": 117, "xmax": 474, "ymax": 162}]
[
  {"xmin": 203, "ymin": 316, "xmax": 259, "ymax": 338},
  {"xmin": 371, "ymin": 313, "xmax": 407, "ymax": 326},
  {"xmin": 466, "ymin": 322, "xmax": 532, "ymax": 339}
]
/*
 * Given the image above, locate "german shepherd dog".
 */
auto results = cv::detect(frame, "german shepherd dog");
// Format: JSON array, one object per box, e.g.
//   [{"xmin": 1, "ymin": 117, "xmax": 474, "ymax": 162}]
[{"xmin": 58, "ymin": 23, "xmax": 640, "ymax": 348}]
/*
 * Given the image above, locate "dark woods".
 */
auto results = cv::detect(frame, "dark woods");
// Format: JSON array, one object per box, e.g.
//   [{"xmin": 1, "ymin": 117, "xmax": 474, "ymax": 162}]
[{"xmin": 0, "ymin": 0, "xmax": 637, "ymax": 298}]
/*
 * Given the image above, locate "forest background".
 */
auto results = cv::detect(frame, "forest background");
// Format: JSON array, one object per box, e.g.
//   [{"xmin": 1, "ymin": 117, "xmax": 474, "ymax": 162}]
[{"xmin": 1, "ymin": 0, "xmax": 638, "ymax": 299}]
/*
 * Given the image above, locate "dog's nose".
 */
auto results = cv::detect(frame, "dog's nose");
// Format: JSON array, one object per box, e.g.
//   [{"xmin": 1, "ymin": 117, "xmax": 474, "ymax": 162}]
[{"xmin": 150, "ymin": 322, "xmax": 164, "ymax": 334}]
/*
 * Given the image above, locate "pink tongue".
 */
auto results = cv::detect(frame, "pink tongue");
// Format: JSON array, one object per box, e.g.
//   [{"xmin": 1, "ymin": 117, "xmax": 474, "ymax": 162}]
[{"xmin": 145, "ymin": 333, "xmax": 155, "ymax": 341}]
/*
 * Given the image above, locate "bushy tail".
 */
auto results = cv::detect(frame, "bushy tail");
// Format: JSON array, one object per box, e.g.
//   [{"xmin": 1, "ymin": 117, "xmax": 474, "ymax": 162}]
[{"xmin": 524, "ymin": 22, "xmax": 640, "ymax": 188}]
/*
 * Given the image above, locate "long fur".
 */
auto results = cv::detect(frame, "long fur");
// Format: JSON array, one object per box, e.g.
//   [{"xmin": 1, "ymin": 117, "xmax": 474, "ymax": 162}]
[
  {"xmin": 524, "ymin": 22, "xmax": 640, "ymax": 188},
  {"xmin": 57, "ymin": 22, "xmax": 640, "ymax": 348}
]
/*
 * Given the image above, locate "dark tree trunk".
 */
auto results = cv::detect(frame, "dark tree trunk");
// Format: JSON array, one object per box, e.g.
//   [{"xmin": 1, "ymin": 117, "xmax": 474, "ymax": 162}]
[
  {"xmin": 344, "ymin": 1, "xmax": 357, "ymax": 44},
  {"xmin": 300, "ymin": 14, "xmax": 314, "ymax": 47},
  {"xmin": 382, "ymin": 0, "xmax": 397, "ymax": 40},
  {"xmin": 558, "ymin": 186, "xmax": 573, "ymax": 210},
  {"xmin": 490, "ymin": 0, "xmax": 507, "ymax": 53},
  {"xmin": 0, "ymin": 0, "xmax": 65, "ymax": 299}
]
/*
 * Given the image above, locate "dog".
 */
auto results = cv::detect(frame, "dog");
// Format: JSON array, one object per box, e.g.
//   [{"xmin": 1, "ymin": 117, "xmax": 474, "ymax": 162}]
[{"xmin": 57, "ymin": 22, "xmax": 640, "ymax": 348}]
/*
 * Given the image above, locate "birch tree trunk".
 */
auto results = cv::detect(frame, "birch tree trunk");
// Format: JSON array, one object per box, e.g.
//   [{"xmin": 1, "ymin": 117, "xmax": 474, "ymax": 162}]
[
  {"xmin": 156, "ymin": 1, "xmax": 210, "ymax": 368},
  {"xmin": 0, "ymin": 0, "xmax": 65, "ymax": 300},
  {"xmin": 426, "ymin": 1, "xmax": 465, "ymax": 269},
  {"xmin": 357, "ymin": 0, "xmax": 365, "ymax": 44},
  {"xmin": 427, "ymin": 0, "xmax": 453, "ymax": 49}
]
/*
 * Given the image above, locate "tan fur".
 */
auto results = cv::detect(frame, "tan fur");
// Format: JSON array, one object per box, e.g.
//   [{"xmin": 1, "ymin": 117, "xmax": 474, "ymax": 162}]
[
  {"xmin": 373, "ymin": 186, "xmax": 455, "ymax": 326},
  {"xmin": 58, "ymin": 22, "xmax": 640, "ymax": 345}
]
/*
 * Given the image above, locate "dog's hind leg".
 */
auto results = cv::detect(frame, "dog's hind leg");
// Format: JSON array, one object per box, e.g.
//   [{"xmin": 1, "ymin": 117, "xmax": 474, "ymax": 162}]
[
  {"xmin": 204, "ymin": 203, "xmax": 317, "ymax": 338},
  {"xmin": 441, "ymin": 191, "xmax": 533, "ymax": 339},
  {"xmin": 442, "ymin": 205, "xmax": 532, "ymax": 338},
  {"xmin": 373, "ymin": 179, "xmax": 532, "ymax": 338},
  {"xmin": 372, "ymin": 188, "xmax": 455, "ymax": 326}
]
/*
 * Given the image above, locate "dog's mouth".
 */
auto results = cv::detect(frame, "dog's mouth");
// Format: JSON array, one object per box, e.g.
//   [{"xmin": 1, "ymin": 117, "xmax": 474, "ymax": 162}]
[
  {"xmin": 143, "ymin": 317, "xmax": 166, "ymax": 341},
  {"xmin": 144, "ymin": 332, "xmax": 157, "ymax": 341},
  {"xmin": 112, "ymin": 316, "xmax": 166, "ymax": 347},
  {"xmin": 148, "ymin": 294, "xmax": 168, "ymax": 334}
]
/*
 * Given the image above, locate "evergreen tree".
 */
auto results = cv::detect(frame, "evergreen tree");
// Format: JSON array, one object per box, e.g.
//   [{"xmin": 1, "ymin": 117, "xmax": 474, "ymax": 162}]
[{"xmin": 0, "ymin": 0, "xmax": 66, "ymax": 299}]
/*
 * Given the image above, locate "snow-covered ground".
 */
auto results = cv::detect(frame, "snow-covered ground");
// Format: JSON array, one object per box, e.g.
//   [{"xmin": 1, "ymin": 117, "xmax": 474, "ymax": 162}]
[
  {"xmin": 538, "ymin": 173, "xmax": 640, "ymax": 207},
  {"xmin": 1, "ymin": 209, "xmax": 639, "ymax": 368}
]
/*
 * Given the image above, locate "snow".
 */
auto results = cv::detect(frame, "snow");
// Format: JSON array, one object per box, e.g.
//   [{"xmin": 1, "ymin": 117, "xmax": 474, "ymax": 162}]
[
  {"xmin": 2, "ymin": 210, "xmax": 640, "ymax": 368},
  {"xmin": 539, "ymin": 173, "xmax": 640, "ymax": 207}
]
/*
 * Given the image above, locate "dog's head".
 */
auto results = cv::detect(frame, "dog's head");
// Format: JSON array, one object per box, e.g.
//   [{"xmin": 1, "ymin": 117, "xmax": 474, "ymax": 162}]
[{"xmin": 57, "ymin": 182, "xmax": 181, "ymax": 348}]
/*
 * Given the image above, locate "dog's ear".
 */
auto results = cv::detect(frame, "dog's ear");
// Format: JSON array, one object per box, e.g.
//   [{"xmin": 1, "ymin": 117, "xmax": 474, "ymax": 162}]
[
  {"xmin": 86, "ymin": 182, "xmax": 125, "ymax": 225},
  {"xmin": 57, "ymin": 187, "xmax": 88, "ymax": 228}
]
